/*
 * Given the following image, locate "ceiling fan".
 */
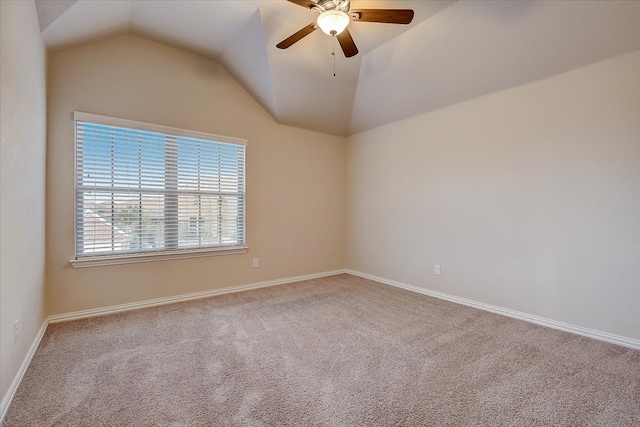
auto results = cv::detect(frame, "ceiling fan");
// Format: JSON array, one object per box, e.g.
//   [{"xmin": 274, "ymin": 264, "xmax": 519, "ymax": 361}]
[{"xmin": 277, "ymin": 0, "xmax": 414, "ymax": 58}]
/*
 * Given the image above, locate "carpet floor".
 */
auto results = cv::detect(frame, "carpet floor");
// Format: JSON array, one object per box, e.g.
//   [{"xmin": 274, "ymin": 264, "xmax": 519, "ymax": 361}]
[{"xmin": 3, "ymin": 274, "xmax": 640, "ymax": 426}]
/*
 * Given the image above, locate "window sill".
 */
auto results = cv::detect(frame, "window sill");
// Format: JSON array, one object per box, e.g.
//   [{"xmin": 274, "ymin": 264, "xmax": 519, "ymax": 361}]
[{"xmin": 69, "ymin": 246, "xmax": 248, "ymax": 268}]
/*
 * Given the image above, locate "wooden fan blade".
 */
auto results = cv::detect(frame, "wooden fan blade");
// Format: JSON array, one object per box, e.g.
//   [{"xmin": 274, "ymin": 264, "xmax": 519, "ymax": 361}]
[
  {"xmin": 286, "ymin": 0, "xmax": 317, "ymax": 10},
  {"xmin": 350, "ymin": 9, "xmax": 414, "ymax": 24},
  {"xmin": 277, "ymin": 22, "xmax": 317, "ymax": 49},
  {"xmin": 337, "ymin": 28, "xmax": 358, "ymax": 58}
]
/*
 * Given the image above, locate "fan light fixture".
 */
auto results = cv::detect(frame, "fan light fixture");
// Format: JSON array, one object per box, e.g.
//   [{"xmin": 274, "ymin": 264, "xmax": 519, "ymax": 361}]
[
  {"xmin": 277, "ymin": 0, "xmax": 414, "ymax": 58},
  {"xmin": 316, "ymin": 10, "xmax": 350, "ymax": 36}
]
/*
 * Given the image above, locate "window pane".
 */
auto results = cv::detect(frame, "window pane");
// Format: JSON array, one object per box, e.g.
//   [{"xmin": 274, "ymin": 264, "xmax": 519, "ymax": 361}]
[
  {"xmin": 176, "ymin": 194, "xmax": 243, "ymax": 248},
  {"xmin": 75, "ymin": 115, "xmax": 245, "ymax": 258}
]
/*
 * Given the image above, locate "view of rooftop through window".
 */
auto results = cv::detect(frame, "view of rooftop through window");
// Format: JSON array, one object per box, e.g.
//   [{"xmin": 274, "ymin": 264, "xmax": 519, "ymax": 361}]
[{"xmin": 75, "ymin": 117, "xmax": 245, "ymax": 257}]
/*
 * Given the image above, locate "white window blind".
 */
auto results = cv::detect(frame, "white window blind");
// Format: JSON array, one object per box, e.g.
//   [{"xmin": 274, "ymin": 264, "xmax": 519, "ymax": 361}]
[{"xmin": 74, "ymin": 112, "xmax": 246, "ymax": 259}]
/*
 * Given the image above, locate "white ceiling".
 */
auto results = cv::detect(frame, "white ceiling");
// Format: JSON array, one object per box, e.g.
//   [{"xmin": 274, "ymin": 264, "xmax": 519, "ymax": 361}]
[{"xmin": 36, "ymin": 0, "xmax": 640, "ymax": 136}]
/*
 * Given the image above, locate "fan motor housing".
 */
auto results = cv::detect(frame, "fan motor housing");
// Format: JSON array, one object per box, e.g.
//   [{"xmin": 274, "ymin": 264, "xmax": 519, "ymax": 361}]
[{"xmin": 317, "ymin": 0, "xmax": 350, "ymax": 13}]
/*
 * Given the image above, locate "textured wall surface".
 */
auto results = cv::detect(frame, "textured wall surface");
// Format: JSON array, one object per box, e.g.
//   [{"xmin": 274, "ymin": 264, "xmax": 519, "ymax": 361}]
[
  {"xmin": 0, "ymin": 0, "xmax": 47, "ymax": 402},
  {"xmin": 46, "ymin": 35, "xmax": 346, "ymax": 315},
  {"xmin": 347, "ymin": 51, "xmax": 640, "ymax": 341}
]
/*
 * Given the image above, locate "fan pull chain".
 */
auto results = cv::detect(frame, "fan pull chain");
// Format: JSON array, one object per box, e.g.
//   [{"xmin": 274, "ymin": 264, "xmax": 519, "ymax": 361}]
[{"xmin": 332, "ymin": 37, "xmax": 336, "ymax": 77}]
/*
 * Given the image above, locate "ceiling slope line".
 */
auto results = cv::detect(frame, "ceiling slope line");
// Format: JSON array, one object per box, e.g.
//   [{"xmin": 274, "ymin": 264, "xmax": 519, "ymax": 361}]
[{"xmin": 220, "ymin": 9, "xmax": 280, "ymax": 121}]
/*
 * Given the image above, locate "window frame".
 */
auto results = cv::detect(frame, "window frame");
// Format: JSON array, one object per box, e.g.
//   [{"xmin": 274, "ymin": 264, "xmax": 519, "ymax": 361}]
[{"xmin": 70, "ymin": 111, "xmax": 248, "ymax": 268}]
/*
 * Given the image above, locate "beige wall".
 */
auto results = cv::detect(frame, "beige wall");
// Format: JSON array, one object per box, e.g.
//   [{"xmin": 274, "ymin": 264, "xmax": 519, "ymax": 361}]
[
  {"xmin": 347, "ymin": 51, "xmax": 640, "ymax": 340},
  {"xmin": 0, "ymin": 1, "xmax": 47, "ymax": 401},
  {"xmin": 46, "ymin": 35, "xmax": 346, "ymax": 315}
]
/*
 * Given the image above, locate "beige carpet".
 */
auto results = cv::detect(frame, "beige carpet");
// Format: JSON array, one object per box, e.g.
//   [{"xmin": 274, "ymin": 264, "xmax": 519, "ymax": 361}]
[{"xmin": 3, "ymin": 274, "xmax": 640, "ymax": 426}]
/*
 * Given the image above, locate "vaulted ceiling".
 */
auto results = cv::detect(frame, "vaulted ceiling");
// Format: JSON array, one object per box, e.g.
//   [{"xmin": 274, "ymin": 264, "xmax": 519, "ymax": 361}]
[{"xmin": 36, "ymin": 0, "xmax": 640, "ymax": 136}]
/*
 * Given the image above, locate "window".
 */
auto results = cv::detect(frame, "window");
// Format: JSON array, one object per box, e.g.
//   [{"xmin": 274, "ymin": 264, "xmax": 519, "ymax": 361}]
[{"xmin": 74, "ymin": 112, "xmax": 246, "ymax": 263}]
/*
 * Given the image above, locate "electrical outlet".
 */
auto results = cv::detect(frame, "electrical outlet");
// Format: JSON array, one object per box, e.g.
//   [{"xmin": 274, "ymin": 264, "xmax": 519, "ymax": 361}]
[
  {"xmin": 434, "ymin": 265, "xmax": 441, "ymax": 276},
  {"xmin": 14, "ymin": 319, "xmax": 20, "ymax": 343},
  {"xmin": 252, "ymin": 258, "xmax": 259, "ymax": 268}
]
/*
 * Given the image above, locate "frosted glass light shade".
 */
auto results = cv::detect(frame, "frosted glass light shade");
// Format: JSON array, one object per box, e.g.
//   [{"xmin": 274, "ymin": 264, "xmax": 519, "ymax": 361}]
[{"xmin": 316, "ymin": 10, "xmax": 350, "ymax": 36}]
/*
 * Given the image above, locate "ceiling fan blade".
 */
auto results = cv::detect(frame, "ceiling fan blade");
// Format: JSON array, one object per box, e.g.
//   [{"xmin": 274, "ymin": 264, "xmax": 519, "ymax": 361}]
[
  {"xmin": 337, "ymin": 28, "xmax": 358, "ymax": 58},
  {"xmin": 350, "ymin": 9, "xmax": 414, "ymax": 24},
  {"xmin": 277, "ymin": 22, "xmax": 317, "ymax": 49},
  {"xmin": 286, "ymin": 0, "xmax": 318, "ymax": 10}
]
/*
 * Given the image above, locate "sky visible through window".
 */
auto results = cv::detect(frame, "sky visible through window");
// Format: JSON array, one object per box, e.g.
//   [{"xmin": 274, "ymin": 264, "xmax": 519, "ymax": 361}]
[{"xmin": 80, "ymin": 124, "xmax": 242, "ymax": 191}]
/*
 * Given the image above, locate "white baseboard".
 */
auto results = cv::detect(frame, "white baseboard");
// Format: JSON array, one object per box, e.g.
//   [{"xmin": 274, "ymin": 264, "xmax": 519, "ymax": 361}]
[
  {"xmin": 5, "ymin": 268, "xmax": 635, "ymax": 423},
  {"xmin": 48, "ymin": 269, "xmax": 347, "ymax": 323},
  {"xmin": 1, "ymin": 320, "xmax": 48, "ymax": 423},
  {"xmin": 345, "ymin": 269, "xmax": 640, "ymax": 351}
]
